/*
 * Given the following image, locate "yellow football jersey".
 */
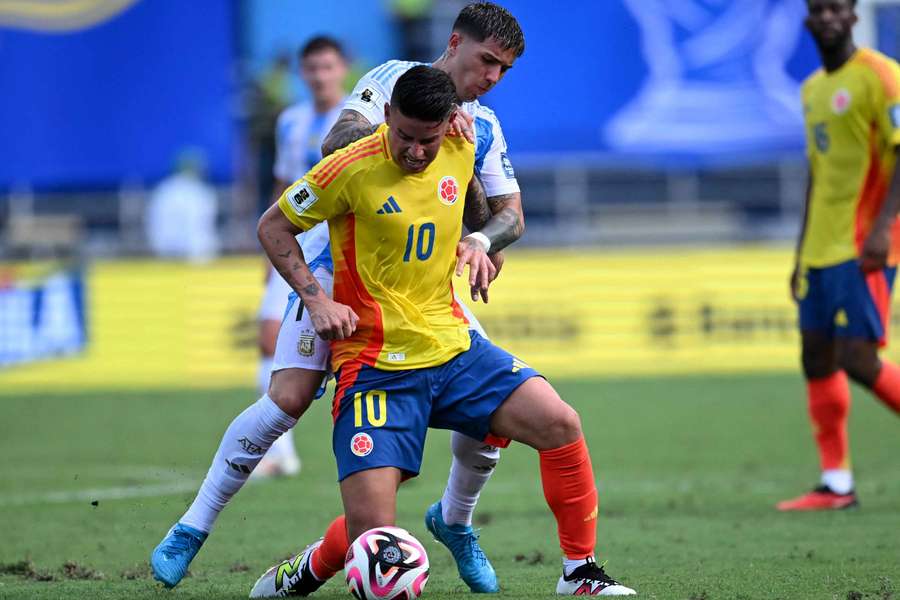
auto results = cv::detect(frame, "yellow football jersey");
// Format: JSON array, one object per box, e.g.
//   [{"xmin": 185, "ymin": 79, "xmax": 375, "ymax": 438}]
[
  {"xmin": 800, "ymin": 48, "xmax": 900, "ymax": 268},
  {"xmin": 278, "ymin": 125, "xmax": 475, "ymax": 372}
]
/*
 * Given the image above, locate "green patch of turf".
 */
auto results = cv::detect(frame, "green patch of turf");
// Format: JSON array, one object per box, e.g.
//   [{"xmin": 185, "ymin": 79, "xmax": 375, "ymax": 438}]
[{"xmin": 1, "ymin": 374, "xmax": 899, "ymax": 599}]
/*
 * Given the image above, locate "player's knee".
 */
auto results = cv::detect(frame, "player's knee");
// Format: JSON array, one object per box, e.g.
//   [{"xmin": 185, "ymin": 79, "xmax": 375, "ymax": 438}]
[
  {"xmin": 837, "ymin": 345, "xmax": 879, "ymax": 387},
  {"xmin": 801, "ymin": 347, "xmax": 834, "ymax": 379},
  {"xmin": 267, "ymin": 382, "xmax": 314, "ymax": 419},
  {"xmin": 451, "ymin": 434, "xmax": 500, "ymax": 472},
  {"xmin": 543, "ymin": 403, "xmax": 582, "ymax": 448}
]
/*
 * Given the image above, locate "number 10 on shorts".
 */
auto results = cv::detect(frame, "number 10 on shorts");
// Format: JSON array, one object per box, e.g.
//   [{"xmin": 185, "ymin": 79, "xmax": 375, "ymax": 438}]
[{"xmin": 353, "ymin": 390, "xmax": 388, "ymax": 427}]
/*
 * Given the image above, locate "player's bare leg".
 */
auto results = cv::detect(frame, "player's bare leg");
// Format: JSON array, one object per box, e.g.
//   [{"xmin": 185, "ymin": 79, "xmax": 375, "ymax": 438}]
[
  {"xmin": 150, "ymin": 367, "xmax": 323, "ymax": 588},
  {"xmin": 777, "ymin": 331, "xmax": 857, "ymax": 511},
  {"xmin": 488, "ymin": 377, "xmax": 635, "ymax": 596}
]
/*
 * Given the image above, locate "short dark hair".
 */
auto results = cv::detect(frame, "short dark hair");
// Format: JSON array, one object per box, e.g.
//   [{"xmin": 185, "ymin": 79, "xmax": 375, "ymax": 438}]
[
  {"xmin": 299, "ymin": 35, "xmax": 346, "ymax": 61},
  {"xmin": 453, "ymin": 2, "xmax": 525, "ymax": 58},
  {"xmin": 390, "ymin": 66, "xmax": 459, "ymax": 122}
]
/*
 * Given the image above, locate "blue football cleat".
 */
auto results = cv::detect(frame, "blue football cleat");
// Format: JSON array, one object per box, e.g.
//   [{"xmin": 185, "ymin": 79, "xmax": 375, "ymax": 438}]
[
  {"xmin": 150, "ymin": 522, "xmax": 208, "ymax": 588},
  {"xmin": 425, "ymin": 501, "xmax": 499, "ymax": 593}
]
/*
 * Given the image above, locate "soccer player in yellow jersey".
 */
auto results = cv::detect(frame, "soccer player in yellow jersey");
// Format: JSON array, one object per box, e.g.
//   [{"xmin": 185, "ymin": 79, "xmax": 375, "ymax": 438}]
[
  {"xmin": 251, "ymin": 66, "xmax": 636, "ymax": 597},
  {"xmin": 779, "ymin": 0, "xmax": 900, "ymax": 511}
]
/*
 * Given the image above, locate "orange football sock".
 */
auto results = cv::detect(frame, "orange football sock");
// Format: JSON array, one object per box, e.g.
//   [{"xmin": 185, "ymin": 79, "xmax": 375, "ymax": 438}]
[
  {"xmin": 538, "ymin": 437, "xmax": 598, "ymax": 560},
  {"xmin": 807, "ymin": 371, "xmax": 851, "ymax": 470},
  {"xmin": 310, "ymin": 515, "xmax": 349, "ymax": 581},
  {"xmin": 872, "ymin": 360, "xmax": 900, "ymax": 413}
]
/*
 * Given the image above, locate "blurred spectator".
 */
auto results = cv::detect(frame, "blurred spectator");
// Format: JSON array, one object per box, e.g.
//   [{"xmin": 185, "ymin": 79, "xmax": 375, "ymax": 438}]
[
  {"xmin": 389, "ymin": 0, "xmax": 434, "ymax": 62},
  {"xmin": 145, "ymin": 150, "xmax": 219, "ymax": 262}
]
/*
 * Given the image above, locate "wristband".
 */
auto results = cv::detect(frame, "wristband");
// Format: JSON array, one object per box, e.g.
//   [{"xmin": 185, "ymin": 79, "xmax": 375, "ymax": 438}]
[{"xmin": 465, "ymin": 232, "xmax": 491, "ymax": 253}]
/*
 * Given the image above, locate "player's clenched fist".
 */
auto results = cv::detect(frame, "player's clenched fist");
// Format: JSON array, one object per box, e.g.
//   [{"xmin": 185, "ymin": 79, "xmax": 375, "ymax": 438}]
[{"xmin": 307, "ymin": 297, "xmax": 359, "ymax": 340}]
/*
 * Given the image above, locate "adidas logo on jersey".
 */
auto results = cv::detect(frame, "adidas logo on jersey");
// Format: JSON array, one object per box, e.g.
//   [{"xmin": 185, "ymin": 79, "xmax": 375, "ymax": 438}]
[
  {"xmin": 512, "ymin": 358, "xmax": 529, "ymax": 373},
  {"xmin": 376, "ymin": 196, "xmax": 402, "ymax": 214}
]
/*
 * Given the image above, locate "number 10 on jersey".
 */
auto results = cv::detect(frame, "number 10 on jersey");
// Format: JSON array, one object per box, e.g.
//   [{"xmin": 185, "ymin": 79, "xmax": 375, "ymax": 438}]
[{"xmin": 403, "ymin": 222, "xmax": 435, "ymax": 262}]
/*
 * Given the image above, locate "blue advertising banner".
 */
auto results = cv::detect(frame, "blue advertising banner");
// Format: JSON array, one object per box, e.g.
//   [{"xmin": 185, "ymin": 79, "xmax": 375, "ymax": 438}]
[
  {"xmin": 0, "ymin": 267, "xmax": 86, "ymax": 368},
  {"xmin": 0, "ymin": 0, "xmax": 237, "ymax": 189},
  {"xmin": 483, "ymin": 0, "xmax": 821, "ymax": 167}
]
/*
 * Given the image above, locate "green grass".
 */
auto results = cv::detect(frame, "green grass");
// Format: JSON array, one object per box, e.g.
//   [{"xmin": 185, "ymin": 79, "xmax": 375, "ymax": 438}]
[{"xmin": 1, "ymin": 374, "xmax": 899, "ymax": 599}]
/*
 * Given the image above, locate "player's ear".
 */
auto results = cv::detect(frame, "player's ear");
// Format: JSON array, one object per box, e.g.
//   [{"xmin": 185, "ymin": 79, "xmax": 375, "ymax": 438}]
[{"xmin": 447, "ymin": 32, "xmax": 462, "ymax": 56}]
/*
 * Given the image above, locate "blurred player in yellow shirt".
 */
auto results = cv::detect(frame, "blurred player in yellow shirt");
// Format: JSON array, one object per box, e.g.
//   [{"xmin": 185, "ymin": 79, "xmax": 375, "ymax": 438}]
[{"xmin": 780, "ymin": 0, "xmax": 900, "ymax": 511}]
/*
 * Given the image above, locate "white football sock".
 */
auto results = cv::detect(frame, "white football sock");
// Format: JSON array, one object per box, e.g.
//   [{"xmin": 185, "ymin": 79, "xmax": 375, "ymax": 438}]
[
  {"xmin": 266, "ymin": 428, "xmax": 297, "ymax": 461},
  {"xmin": 257, "ymin": 356, "xmax": 274, "ymax": 395},
  {"xmin": 180, "ymin": 394, "xmax": 297, "ymax": 533},
  {"xmin": 440, "ymin": 432, "xmax": 500, "ymax": 527},
  {"xmin": 563, "ymin": 557, "xmax": 593, "ymax": 576},
  {"xmin": 821, "ymin": 469, "xmax": 854, "ymax": 494}
]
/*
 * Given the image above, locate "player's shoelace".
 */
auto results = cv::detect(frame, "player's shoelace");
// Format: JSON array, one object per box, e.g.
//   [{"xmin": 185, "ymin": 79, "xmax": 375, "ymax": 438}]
[
  {"xmin": 160, "ymin": 527, "xmax": 203, "ymax": 559},
  {"xmin": 566, "ymin": 558, "xmax": 621, "ymax": 587},
  {"xmin": 444, "ymin": 527, "xmax": 489, "ymax": 567}
]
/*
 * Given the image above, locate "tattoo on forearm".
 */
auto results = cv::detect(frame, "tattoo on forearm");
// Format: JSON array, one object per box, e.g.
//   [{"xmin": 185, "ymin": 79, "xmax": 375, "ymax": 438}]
[
  {"xmin": 276, "ymin": 250, "xmax": 291, "ymax": 259},
  {"xmin": 463, "ymin": 177, "xmax": 492, "ymax": 232},
  {"xmin": 322, "ymin": 111, "xmax": 378, "ymax": 157},
  {"xmin": 480, "ymin": 194, "xmax": 524, "ymax": 251},
  {"xmin": 301, "ymin": 283, "xmax": 319, "ymax": 296}
]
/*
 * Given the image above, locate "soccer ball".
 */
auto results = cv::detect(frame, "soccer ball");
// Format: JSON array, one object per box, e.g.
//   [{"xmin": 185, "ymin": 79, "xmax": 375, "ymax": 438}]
[{"xmin": 345, "ymin": 526, "xmax": 429, "ymax": 600}]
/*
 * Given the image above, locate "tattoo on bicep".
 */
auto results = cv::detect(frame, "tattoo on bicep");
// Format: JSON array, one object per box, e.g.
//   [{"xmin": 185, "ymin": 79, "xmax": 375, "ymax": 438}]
[{"xmin": 322, "ymin": 111, "xmax": 378, "ymax": 156}]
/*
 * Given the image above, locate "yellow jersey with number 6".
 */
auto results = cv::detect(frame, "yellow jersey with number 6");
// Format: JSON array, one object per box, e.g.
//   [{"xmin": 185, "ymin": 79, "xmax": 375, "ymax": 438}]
[
  {"xmin": 801, "ymin": 48, "xmax": 900, "ymax": 268},
  {"xmin": 278, "ymin": 124, "xmax": 475, "ymax": 372}
]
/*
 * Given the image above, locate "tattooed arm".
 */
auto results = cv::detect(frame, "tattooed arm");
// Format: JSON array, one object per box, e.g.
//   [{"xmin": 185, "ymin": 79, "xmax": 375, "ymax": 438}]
[
  {"xmin": 462, "ymin": 178, "xmax": 525, "ymax": 251},
  {"xmin": 479, "ymin": 192, "xmax": 525, "ymax": 252},
  {"xmin": 321, "ymin": 109, "xmax": 378, "ymax": 157},
  {"xmin": 257, "ymin": 205, "xmax": 358, "ymax": 340}
]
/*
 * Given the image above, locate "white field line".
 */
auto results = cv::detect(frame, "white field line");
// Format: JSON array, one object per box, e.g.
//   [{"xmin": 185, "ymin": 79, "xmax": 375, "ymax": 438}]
[{"xmin": 0, "ymin": 480, "xmax": 201, "ymax": 507}]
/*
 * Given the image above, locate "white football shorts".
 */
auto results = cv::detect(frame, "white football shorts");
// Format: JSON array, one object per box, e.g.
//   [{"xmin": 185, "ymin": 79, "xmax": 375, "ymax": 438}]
[{"xmin": 271, "ymin": 268, "xmax": 334, "ymax": 373}]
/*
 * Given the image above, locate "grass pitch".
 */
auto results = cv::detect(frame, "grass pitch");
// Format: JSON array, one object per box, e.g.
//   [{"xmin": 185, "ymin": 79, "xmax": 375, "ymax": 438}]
[{"xmin": 1, "ymin": 374, "xmax": 899, "ymax": 599}]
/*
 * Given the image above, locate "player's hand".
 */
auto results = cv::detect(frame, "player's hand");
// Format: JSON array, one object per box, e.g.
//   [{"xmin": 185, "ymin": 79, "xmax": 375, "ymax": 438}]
[
  {"xmin": 447, "ymin": 109, "xmax": 475, "ymax": 144},
  {"xmin": 488, "ymin": 251, "xmax": 504, "ymax": 280},
  {"xmin": 860, "ymin": 226, "xmax": 891, "ymax": 272},
  {"xmin": 456, "ymin": 237, "xmax": 496, "ymax": 303},
  {"xmin": 468, "ymin": 251, "xmax": 505, "ymax": 302},
  {"xmin": 306, "ymin": 296, "xmax": 359, "ymax": 341},
  {"xmin": 789, "ymin": 265, "xmax": 802, "ymax": 303}
]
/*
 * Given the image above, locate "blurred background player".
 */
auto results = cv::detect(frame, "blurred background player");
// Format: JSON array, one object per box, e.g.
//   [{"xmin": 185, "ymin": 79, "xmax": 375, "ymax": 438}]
[
  {"xmin": 779, "ymin": 0, "xmax": 900, "ymax": 511},
  {"xmin": 254, "ymin": 36, "xmax": 349, "ymax": 478}
]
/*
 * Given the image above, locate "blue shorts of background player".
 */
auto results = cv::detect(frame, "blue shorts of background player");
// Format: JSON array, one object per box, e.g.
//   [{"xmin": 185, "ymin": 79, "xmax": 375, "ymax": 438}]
[
  {"xmin": 332, "ymin": 330, "xmax": 539, "ymax": 481},
  {"xmin": 798, "ymin": 258, "xmax": 897, "ymax": 346}
]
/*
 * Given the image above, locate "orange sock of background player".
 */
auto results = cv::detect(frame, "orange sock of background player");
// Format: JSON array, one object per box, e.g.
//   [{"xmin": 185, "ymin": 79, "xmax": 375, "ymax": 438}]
[
  {"xmin": 872, "ymin": 360, "xmax": 900, "ymax": 413},
  {"xmin": 539, "ymin": 437, "xmax": 598, "ymax": 559},
  {"xmin": 309, "ymin": 515, "xmax": 349, "ymax": 581},
  {"xmin": 807, "ymin": 371, "xmax": 851, "ymax": 470}
]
